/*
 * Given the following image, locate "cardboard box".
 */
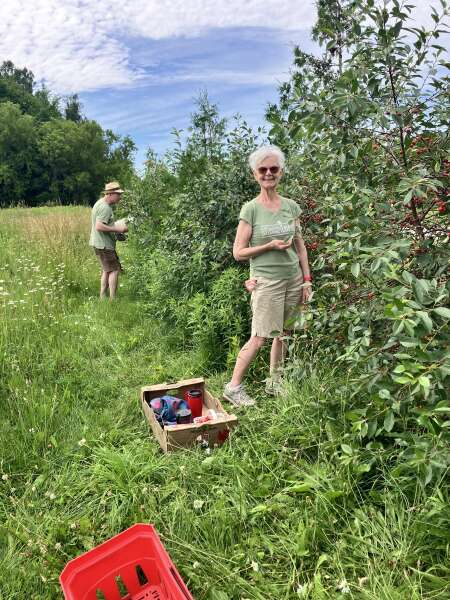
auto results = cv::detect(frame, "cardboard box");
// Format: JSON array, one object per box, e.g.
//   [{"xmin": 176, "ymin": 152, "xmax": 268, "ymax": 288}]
[{"xmin": 141, "ymin": 377, "xmax": 238, "ymax": 453}]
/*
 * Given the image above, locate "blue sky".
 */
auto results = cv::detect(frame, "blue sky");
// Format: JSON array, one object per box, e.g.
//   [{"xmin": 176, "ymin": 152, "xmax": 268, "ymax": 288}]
[
  {"xmin": 79, "ymin": 27, "xmax": 318, "ymax": 168},
  {"xmin": 1, "ymin": 1, "xmax": 447, "ymax": 169}
]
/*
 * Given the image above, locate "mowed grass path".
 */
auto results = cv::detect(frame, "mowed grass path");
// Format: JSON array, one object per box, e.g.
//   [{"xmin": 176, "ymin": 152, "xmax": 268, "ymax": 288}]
[{"xmin": 1, "ymin": 207, "xmax": 448, "ymax": 600}]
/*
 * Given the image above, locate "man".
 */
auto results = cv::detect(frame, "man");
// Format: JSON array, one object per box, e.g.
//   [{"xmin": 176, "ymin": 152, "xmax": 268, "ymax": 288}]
[{"xmin": 89, "ymin": 181, "xmax": 128, "ymax": 299}]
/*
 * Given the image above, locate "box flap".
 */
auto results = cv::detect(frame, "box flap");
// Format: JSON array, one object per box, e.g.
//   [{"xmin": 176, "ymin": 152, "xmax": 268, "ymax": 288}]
[{"xmin": 141, "ymin": 377, "xmax": 204, "ymax": 395}]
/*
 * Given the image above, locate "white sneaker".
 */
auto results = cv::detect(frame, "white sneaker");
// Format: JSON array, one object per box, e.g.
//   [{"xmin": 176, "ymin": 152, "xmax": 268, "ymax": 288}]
[
  {"xmin": 223, "ymin": 383, "xmax": 256, "ymax": 407},
  {"xmin": 265, "ymin": 377, "xmax": 283, "ymax": 396}
]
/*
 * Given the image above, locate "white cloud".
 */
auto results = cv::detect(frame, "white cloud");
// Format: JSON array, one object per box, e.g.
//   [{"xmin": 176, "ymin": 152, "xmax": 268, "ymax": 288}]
[
  {"xmin": 0, "ymin": 0, "xmax": 316, "ymax": 93},
  {"xmin": 0, "ymin": 0, "xmax": 447, "ymax": 94},
  {"xmin": 1, "ymin": 0, "xmax": 134, "ymax": 92}
]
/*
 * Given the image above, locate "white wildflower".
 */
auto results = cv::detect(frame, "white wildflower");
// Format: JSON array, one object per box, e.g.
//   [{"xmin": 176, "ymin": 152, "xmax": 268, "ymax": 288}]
[
  {"xmin": 193, "ymin": 499, "xmax": 204, "ymax": 510},
  {"xmin": 337, "ymin": 579, "xmax": 350, "ymax": 594}
]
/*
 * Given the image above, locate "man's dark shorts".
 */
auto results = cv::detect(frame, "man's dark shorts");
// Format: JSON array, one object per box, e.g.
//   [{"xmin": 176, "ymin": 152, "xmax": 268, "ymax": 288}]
[{"xmin": 94, "ymin": 248, "xmax": 122, "ymax": 272}]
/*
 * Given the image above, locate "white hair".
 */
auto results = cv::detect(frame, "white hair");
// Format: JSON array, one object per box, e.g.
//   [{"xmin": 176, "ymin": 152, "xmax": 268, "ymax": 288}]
[{"xmin": 249, "ymin": 145, "xmax": 286, "ymax": 171}]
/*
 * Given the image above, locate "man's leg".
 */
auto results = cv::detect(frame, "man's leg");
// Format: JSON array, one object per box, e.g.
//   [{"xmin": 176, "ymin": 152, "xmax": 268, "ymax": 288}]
[
  {"xmin": 108, "ymin": 270, "xmax": 119, "ymax": 299},
  {"xmin": 100, "ymin": 270, "xmax": 109, "ymax": 298}
]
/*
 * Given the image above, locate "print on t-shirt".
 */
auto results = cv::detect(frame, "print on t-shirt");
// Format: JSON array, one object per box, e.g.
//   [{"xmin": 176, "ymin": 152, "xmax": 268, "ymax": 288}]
[{"xmin": 261, "ymin": 220, "xmax": 295, "ymax": 238}]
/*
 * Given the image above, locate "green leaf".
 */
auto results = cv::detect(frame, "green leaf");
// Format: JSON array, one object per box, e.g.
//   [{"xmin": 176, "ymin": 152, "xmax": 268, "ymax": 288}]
[
  {"xmin": 433, "ymin": 307, "xmax": 450, "ymax": 319},
  {"xmin": 418, "ymin": 376, "xmax": 430, "ymax": 389},
  {"xmin": 393, "ymin": 376, "xmax": 413, "ymax": 384},
  {"xmin": 378, "ymin": 388, "xmax": 391, "ymax": 398},
  {"xmin": 287, "ymin": 482, "xmax": 315, "ymax": 493},
  {"xmin": 412, "ymin": 279, "xmax": 430, "ymax": 303},
  {"xmin": 422, "ymin": 464, "xmax": 433, "ymax": 486},
  {"xmin": 384, "ymin": 410, "xmax": 395, "ymax": 432},
  {"xmin": 399, "ymin": 340, "xmax": 419, "ymax": 348},
  {"xmin": 356, "ymin": 463, "xmax": 372, "ymax": 473},
  {"xmin": 341, "ymin": 444, "xmax": 353, "ymax": 455},
  {"xmin": 351, "ymin": 262, "xmax": 361, "ymax": 278},
  {"xmin": 367, "ymin": 419, "xmax": 378, "ymax": 438},
  {"xmin": 371, "ymin": 257, "xmax": 382, "ymax": 272},
  {"xmin": 316, "ymin": 553, "xmax": 329, "ymax": 569},
  {"xmin": 416, "ymin": 311, "xmax": 433, "ymax": 333}
]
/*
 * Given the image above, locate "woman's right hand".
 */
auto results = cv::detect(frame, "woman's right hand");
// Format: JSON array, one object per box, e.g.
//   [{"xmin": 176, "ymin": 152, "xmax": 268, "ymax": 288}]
[{"xmin": 268, "ymin": 238, "xmax": 292, "ymax": 251}]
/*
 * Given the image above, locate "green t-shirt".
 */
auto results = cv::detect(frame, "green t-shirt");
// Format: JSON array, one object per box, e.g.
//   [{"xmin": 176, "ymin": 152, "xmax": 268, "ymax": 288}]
[
  {"xmin": 89, "ymin": 198, "xmax": 116, "ymax": 250},
  {"xmin": 239, "ymin": 196, "xmax": 302, "ymax": 280}
]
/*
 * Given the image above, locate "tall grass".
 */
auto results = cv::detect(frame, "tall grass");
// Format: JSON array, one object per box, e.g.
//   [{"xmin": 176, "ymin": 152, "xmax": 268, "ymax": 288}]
[{"xmin": 0, "ymin": 207, "xmax": 448, "ymax": 599}]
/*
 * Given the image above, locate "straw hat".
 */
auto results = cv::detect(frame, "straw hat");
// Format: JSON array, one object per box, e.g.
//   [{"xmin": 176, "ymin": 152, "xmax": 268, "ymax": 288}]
[{"xmin": 104, "ymin": 181, "xmax": 124, "ymax": 194}]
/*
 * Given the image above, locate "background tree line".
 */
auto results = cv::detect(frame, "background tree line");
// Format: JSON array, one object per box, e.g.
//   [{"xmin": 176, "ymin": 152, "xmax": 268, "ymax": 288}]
[{"xmin": 0, "ymin": 60, "xmax": 136, "ymax": 207}]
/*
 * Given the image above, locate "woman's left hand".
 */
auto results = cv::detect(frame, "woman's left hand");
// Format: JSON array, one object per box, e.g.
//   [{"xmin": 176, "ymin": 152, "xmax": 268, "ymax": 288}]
[{"xmin": 301, "ymin": 282, "xmax": 313, "ymax": 304}]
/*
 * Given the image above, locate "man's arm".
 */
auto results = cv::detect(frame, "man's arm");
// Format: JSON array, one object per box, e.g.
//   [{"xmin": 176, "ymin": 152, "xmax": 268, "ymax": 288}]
[{"xmin": 95, "ymin": 220, "xmax": 127, "ymax": 233}]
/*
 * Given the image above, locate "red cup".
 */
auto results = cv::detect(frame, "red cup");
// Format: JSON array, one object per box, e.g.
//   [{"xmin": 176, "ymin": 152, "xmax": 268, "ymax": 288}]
[{"xmin": 184, "ymin": 389, "xmax": 203, "ymax": 418}]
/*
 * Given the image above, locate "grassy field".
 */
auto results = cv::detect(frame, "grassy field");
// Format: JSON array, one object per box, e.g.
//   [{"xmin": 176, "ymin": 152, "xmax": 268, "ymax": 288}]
[{"xmin": 0, "ymin": 207, "xmax": 448, "ymax": 599}]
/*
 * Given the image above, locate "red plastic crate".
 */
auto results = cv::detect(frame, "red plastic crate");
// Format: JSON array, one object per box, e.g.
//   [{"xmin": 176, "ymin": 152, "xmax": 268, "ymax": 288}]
[{"xmin": 60, "ymin": 524, "xmax": 194, "ymax": 600}]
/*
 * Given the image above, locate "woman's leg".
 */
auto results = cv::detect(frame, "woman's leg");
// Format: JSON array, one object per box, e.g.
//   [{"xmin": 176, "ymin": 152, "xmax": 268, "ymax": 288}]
[
  {"xmin": 230, "ymin": 335, "xmax": 266, "ymax": 387},
  {"xmin": 270, "ymin": 335, "xmax": 287, "ymax": 376}
]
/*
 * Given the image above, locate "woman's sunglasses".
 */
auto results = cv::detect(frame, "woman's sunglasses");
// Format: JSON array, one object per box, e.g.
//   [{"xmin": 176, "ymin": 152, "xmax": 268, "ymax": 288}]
[{"xmin": 257, "ymin": 166, "xmax": 280, "ymax": 175}]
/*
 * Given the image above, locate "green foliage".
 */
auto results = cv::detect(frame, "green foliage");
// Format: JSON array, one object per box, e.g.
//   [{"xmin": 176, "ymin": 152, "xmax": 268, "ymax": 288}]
[
  {"xmin": 0, "ymin": 60, "xmax": 136, "ymax": 206},
  {"xmin": 1, "ymin": 205, "xmax": 449, "ymax": 600},
  {"xmin": 173, "ymin": 267, "xmax": 251, "ymax": 369},
  {"xmin": 267, "ymin": 0, "xmax": 450, "ymax": 488},
  {"xmin": 123, "ymin": 103, "xmax": 263, "ymax": 366},
  {"xmin": 0, "ymin": 102, "xmax": 38, "ymax": 201},
  {"xmin": 64, "ymin": 93, "xmax": 83, "ymax": 123},
  {"xmin": 0, "ymin": 60, "xmax": 60, "ymax": 120}
]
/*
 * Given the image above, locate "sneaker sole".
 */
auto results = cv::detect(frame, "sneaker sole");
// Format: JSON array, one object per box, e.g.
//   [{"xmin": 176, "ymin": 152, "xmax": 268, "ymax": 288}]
[
  {"xmin": 223, "ymin": 392, "xmax": 256, "ymax": 407},
  {"xmin": 265, "ymin": 387, "xmax": 281, "ymax": 396},
  {"xmin": 223, "ymin": 392, "xmax": 241, "ymax": 407}
]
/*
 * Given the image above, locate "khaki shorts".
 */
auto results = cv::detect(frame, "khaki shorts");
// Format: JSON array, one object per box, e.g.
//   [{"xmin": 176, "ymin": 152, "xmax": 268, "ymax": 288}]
[
  {"xmin": 94, "ymin": 248, "xmax": 122, "ymax": 272},
  {"xmin": 251, "ymin": 272, "xmax": 303, "ymax": 338}
]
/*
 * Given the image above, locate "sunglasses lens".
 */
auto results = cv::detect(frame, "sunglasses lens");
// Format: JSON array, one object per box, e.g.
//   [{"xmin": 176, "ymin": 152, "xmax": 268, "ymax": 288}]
[{"xmin": 258, "ymin": 166, "xmax": 280, "ymax": 175}]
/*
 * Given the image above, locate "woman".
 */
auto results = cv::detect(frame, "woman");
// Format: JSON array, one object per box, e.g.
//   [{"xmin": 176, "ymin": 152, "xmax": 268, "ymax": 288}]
[{"xmin": 223, "ymin": 145, "xmax": 312, "ymax": 407}]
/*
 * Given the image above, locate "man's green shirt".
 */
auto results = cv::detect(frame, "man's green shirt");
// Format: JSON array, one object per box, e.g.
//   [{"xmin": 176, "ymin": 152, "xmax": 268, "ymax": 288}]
[{"xmin": 89, "ymin": 198, "xmax": 116, "ymax": 250}]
